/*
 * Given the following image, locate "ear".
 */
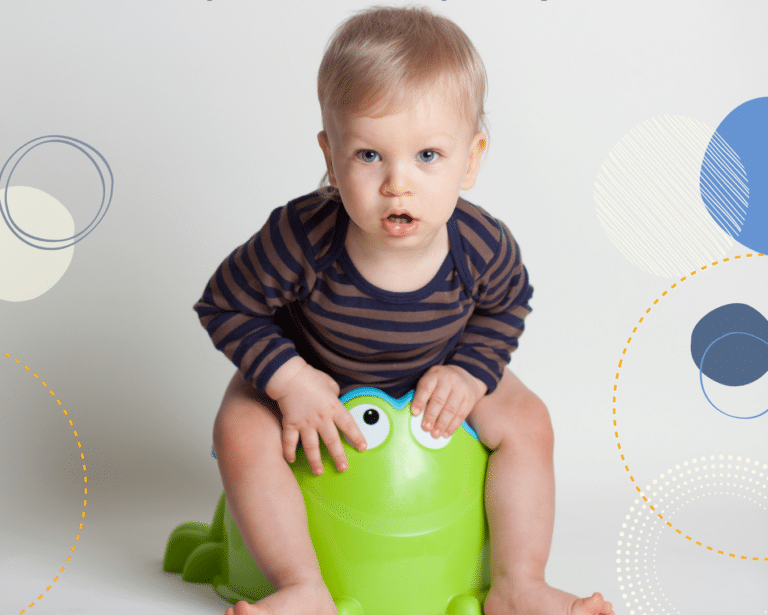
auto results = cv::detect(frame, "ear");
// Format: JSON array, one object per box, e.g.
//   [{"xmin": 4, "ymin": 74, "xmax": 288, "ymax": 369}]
[
  {"xmin": 460, "ymin": 132, "xmax": 487, "ymax": 191},
  {"xmin": 317, "ymin": 131, "xmax": 338, "ymax": 187}
]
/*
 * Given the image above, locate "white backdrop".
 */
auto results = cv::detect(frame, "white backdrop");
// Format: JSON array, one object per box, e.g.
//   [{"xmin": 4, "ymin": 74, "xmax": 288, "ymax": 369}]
[{"xmin": 1, "ymin": 1, "xmax": 766, "ymax": 614}]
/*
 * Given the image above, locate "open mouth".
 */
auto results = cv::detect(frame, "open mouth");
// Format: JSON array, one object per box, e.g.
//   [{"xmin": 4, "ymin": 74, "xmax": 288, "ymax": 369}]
[
  {"xmin": 387, "ymin": 213, "xmax": 413, "ymax": 224},
  {"xmin": 382, "ymin": 211, "xmax": 418, "ymax": 237}
]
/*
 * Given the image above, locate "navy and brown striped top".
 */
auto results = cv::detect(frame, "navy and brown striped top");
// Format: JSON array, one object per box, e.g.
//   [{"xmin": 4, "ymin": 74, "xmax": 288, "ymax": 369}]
[{"xmin": 194, "ymin": 191, "xmax": 533, "ymax": 398}]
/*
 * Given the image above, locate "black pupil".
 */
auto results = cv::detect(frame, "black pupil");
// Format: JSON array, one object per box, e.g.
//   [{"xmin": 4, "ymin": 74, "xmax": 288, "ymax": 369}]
[{"xmin": 363, "ymin": 409, "xmax": 379, "ymax": 425}]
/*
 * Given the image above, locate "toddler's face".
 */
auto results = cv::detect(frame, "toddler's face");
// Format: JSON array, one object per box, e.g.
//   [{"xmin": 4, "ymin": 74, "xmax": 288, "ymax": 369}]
[{"xmin": 318, "ymin": 85, "xmax": 486, "ymax": 253}]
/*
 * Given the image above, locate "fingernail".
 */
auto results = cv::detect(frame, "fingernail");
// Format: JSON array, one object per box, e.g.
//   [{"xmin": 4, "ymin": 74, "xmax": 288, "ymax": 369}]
[{"xmin": 339, "ymin": 463, "xmax": 348, "ymax": 472}]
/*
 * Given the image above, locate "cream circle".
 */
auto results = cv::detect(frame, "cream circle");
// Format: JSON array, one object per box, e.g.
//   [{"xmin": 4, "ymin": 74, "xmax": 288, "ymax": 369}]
[
  {"xmin": 594, "ymin": 116, "xmax": 737, "ymax": 278},
  {"xmin": 0, "ymin": 186, "xmax": 74, "ymax": 302}
]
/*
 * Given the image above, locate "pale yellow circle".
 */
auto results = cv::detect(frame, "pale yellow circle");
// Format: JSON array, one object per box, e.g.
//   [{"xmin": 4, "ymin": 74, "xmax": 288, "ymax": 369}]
[
  {"xmin": 0, "ymin": 186, "xmax": 74, "ymax": 302},
  {"xmin": 593, "ymin": 116, "xmax": 737, "ymax": 277}
]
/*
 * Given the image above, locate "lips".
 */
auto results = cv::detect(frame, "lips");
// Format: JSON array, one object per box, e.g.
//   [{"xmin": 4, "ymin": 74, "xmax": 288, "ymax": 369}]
[{"xmin": 381, "ymin": 210, "xmax": 418, "ymax": 237}]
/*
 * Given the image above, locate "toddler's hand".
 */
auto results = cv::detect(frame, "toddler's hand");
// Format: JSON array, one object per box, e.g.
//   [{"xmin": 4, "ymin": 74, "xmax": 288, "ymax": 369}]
[
  {"xmin": 411, "ymin": 365, "xmax": 487, "ymax": 438},
  {"xmin": 269, "ymin": 361, "xmax": 367, "ymax": 475}
]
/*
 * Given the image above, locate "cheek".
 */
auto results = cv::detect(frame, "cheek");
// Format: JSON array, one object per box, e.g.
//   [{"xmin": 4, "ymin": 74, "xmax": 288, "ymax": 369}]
[
  {"xmin": 336, "ymin": 170, "xmax": 376, "ymax": 213},
  {"xmin": 346, "ymin": 166, "xmax": 380, "ymax": 192},
  {"xmin": 425, "ymin": 164, "xmax": 464, "ymax": 193}
]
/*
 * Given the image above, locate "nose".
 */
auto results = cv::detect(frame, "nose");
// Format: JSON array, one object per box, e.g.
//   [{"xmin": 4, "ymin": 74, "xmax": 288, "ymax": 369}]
[{"xmin": 381, "ymin": 163, "xmax": 413, "ymax": 197}]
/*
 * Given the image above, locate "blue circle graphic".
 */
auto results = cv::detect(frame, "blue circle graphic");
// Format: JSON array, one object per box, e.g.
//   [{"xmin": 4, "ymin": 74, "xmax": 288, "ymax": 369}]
[
  {"xmin": 699, "ymin": 332, "xmax": 768, "ymax": 419},
  {"xmin": 700, "ymin": 97, "xmax": 767, "ymax": 253},
  {"xmin": 0, "ymin": 135, "xmax": 114, "ymax": 250},
  {"xmin": 691, "ymin": 302, "xmax": 768, "ymax": 386}
]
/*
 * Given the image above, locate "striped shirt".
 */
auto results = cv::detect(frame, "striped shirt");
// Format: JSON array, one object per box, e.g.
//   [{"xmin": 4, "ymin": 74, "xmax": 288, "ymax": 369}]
[{"xmin": 194, "ymin": 191, "xmax": 533, "ymax": 398}]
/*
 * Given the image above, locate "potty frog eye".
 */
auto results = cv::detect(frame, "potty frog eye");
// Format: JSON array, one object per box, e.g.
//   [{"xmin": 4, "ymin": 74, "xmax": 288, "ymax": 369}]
[
  {"xmin": 410, "ymin": 413, "xmax": 452, "ymax": 450},
  {"xmin": 344, "ymin": 403, "xmax": 390, "ymax": 449}
]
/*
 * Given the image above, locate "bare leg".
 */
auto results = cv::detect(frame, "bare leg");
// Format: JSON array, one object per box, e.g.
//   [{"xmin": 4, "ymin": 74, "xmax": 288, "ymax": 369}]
[
  {"xmin": 213, "ymin": 371, "xmax": 337, "ymax": 615},
  {"xmin": 467, "ymin": 370, "xmax": 614, "ymax": 615}
]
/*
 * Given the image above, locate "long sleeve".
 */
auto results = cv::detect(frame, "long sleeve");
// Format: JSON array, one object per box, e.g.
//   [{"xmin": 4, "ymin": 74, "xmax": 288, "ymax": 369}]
[
  {"xmin": 193, "ymin": 203, "xmax": 319, "ymax": 392},
  {"xmin": 446, "ymin": 217, "xmax": 533, "ymax": 394}
]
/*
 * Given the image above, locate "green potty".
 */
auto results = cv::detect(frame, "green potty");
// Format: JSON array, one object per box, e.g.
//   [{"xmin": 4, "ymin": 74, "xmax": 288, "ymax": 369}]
[{"xmin": 164, "ymin": 387, "xmax": 491, "ymax": 615}]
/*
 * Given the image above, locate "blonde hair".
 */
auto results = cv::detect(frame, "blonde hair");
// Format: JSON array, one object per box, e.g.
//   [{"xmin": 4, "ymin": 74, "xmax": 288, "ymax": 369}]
[{"xmin": 317, "ymin": 5, "xmax": 488, "ymax": 199}]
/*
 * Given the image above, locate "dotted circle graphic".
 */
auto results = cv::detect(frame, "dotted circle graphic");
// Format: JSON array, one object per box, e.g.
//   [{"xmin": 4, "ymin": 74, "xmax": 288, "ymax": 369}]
[
  {"xmin": 699, "ymin": 331, "xmax": 768, "ymax": 419},
  {"xmin": 2, "ymin": 352, "xmax": 90, "ymax": 614},
  {"xmin": 615, "ymin": 454, "xmax": 768, "ymax": 615},
  {"xmin": 0, "ymin": 135, "xmax": 113, "ymax": 250},
  {"xmin": 611, "ymin": 253, "xmax": 767, "ymax": 560}
]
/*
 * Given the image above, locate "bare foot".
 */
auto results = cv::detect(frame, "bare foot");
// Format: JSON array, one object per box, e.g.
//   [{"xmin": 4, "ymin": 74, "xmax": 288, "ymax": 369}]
[
  {"xmin": 223, "ymin": 580, "xmax": 337, "ymax": 615},
  {"xmin": 484, "ymin": 578, "xmax": 614, "ymax": 615}
]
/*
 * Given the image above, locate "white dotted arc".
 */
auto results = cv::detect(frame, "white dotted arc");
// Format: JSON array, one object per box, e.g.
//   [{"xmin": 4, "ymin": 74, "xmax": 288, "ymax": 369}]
[{"xmin": 616, "ymin": 454, "xmax": 767, "ymax": 615}]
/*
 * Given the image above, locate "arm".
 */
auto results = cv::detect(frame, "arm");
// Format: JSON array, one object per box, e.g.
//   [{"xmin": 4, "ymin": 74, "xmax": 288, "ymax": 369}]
[
  {"xmin": 194, "ymin": 205, "xmax": 314, "ymax": 392},
  {"xmin": 447, "ymin": 220, "xmax": 533, "ymax": 393},
  {"xmin": 412, "ymin": 219, "xmax": 533, "ymax": 437},
  {"xmin": 195, "ymin": 201, "xmax": 367, "ymax": 471}
]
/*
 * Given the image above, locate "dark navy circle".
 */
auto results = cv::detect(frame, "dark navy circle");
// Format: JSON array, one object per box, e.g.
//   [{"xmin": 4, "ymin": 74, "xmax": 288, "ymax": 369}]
[
  {"xmin": 699, "ymin": 331, "xmax": 768, "ymax": 419},
  {"xmin": 690, "ymin": 302, "xmax": 768, "ymax": 386},
  {"xmin": 0, "ymin": 135, "xmax": 113, "ymax": 250}
]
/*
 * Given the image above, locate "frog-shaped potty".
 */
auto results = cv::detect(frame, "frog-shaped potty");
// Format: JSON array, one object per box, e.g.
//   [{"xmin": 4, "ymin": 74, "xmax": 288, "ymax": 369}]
[{"xmin": 163, "ymin": 387, "xmax": 491, "ymax": 615}]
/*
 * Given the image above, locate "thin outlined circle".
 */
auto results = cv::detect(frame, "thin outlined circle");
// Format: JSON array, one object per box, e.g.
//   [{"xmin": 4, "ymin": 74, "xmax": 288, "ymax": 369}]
[
  {"xmin": 699, "ymin": 331, "xmax": 768, "ymax": 419},
  {"xmin": 0, "ymin": 136, "xmax": 113, "ymax": 250}
]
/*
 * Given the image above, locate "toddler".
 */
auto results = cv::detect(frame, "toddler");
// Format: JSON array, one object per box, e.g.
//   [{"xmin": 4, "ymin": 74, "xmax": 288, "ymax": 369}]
[{"xmin": 195, "ymin": 6, "xmax": 614, "ymax": 615}]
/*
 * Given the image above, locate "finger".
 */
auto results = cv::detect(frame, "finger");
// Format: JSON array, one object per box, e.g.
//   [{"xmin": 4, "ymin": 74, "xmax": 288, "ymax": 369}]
[
  {"xmin": 422, "ymin": 381, "xmax": 451, "ymax": 430},
  {"xmin": 318, "ymin": 423, "xmax": 350, "ymax": 472},
  {"xmin": 445, "ymin": 401, "xmax": 471, "ymax": 436},
  {"xmin": 282, "ymin": 426, "xmax": 301, "ymax": 463},
  {"xmin": 335, "ymin": 406, "xmax": 368, "ymax": 451},
  {"xmin": 300, "ymin": 429, "xmax": 324, "ymax": 475},
  {"xmin": 435, "ymin": 388, "xmax": 467, "ymax": 433},
  {"xmin": 411, "ymin": 374, "xmax": 436, "ymax": 416},
  {"xmin": 433, "ymin": 399, "xmax": 460, "ymax": 436}
]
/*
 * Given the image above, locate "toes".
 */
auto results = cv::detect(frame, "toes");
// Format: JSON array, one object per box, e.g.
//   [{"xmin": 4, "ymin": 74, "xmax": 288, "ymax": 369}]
[
  {"xmin": 580, "ymin": 592, "xmax": 614, "ymax": 615},
  {"xmin": 231, "ymin": 600, "xmax": 259, "ymax": 615}
]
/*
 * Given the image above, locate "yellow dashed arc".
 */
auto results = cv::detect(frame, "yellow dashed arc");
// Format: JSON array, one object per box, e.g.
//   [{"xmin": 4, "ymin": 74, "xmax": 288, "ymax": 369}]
[
  {"xmin": 611, "ymin": 253, "xmax": 767, "ymax": 562},
  {"xmin": 2, "ymin": 352, "xmax": 90, "ymax": 613}
]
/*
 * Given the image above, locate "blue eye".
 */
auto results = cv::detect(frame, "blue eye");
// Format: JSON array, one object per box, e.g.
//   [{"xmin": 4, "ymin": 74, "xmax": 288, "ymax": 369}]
[
  {"xmin": 357, "ymin": 150, "xmax": 380, "ymax": 163},
  {"xmin": 418, "ymin": 150, "xmax": 439, "ymax": 163}
]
